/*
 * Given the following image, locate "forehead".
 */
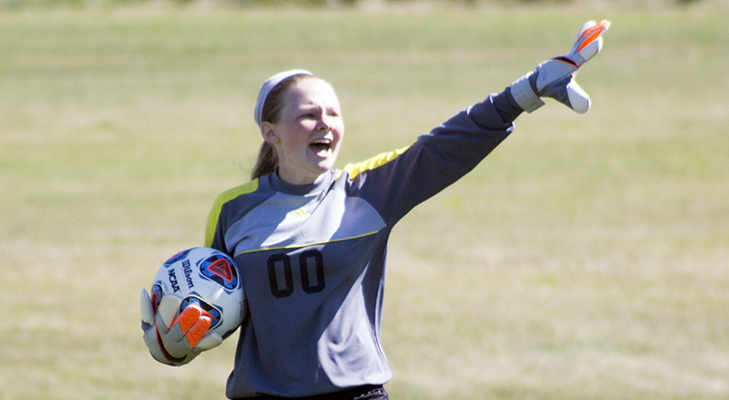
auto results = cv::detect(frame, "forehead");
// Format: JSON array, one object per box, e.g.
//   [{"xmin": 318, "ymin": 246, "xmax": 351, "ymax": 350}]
[{"xmin": 284, "ymin": 78, "xmax": 339, "ymax": 108}]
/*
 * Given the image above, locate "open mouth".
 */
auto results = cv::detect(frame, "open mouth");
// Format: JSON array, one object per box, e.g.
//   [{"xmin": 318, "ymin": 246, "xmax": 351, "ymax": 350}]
[{"xmin": 309, "ymin": 139, "xmax": 332, "ymax": 154}]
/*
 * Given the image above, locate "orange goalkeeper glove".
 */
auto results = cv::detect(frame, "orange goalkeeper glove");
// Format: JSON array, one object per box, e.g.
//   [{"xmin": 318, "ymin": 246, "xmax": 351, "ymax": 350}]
[
  {"xmin": 140, "ymin": 289, "xmax": 223, "ymax": 366},
  {"xmin": 511, "ymin": 20, "xmax": 610, "ymax": 114}
]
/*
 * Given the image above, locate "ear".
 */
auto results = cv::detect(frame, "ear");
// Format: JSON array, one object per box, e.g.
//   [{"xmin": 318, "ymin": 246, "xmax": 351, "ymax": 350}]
[{"xmin": 261, "ymin": 122, "xmax": 279, "ymax": 144}]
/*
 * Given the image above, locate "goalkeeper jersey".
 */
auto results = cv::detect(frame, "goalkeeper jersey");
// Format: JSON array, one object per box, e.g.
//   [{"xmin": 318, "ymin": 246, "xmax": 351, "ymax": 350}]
[{"xmin": 204, "ymin": 92, "xmax": 516, "ymax": 399}]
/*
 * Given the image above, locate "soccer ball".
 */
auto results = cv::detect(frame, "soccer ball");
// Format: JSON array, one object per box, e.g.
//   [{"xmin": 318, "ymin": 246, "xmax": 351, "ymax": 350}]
[{"xmin": 150, "ymin": 247, "xmax": 245, "ymax": 339}]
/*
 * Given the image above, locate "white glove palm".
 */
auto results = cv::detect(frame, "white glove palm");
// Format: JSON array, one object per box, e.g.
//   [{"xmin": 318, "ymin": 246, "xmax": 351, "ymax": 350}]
[
  {"xmin": 140, "ymin": 289, "xmax": 223, "ymax": 366},
  {"xmin": 511, "ymin": 20, "xmax": 610, "ymax": 114}
]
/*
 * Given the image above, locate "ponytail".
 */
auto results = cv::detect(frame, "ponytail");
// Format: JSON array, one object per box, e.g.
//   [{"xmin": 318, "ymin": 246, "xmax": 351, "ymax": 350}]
[{"xmin": 251, "ymin": 141, "xmax": 277, "ymax": 180}]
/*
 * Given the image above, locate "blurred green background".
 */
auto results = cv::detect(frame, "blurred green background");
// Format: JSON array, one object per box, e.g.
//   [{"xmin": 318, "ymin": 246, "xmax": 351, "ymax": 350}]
[{"xmin": 0, "ymin": 1, "xmax": 727, "ymax": 399}]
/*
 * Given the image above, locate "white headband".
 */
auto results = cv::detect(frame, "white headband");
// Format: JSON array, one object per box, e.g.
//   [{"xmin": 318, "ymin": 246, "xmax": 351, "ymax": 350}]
[{"xmin": 254, "ymin": 69, "xmax": 314, "ymax": 127}]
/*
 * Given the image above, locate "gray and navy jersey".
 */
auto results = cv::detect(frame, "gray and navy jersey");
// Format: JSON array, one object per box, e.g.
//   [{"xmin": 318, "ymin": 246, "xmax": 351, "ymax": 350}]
[{"xmin": 204, "ymin": 93, "xmax": 516, "ymax": 399}]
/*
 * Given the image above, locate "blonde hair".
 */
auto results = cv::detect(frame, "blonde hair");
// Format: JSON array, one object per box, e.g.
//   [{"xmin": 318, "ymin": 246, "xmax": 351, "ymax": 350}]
[{"xmin": 250, "ymin": 73, "xmax": 318, "ymax": 180}]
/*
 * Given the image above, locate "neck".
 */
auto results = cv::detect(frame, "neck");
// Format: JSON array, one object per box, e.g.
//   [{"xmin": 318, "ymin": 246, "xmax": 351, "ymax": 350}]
[{"xmin": 276, "ymin": 168, "xmax": 328, "ymax": 186}]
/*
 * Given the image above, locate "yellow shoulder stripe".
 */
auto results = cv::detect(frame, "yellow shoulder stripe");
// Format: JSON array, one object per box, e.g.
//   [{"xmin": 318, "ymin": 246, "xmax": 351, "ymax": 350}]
[
  {"xmin": 338, "ymin": 145, "xmax": 411, "ymax": 180},
  {"xmin": 204, "ymin": 179, "xmax": 259, "ymax": 248}
]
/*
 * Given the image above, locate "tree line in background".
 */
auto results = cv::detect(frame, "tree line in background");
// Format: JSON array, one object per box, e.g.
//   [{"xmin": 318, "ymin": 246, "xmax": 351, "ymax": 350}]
[{"xmin": 0, "ymin": 0, "xmax": 705, "ymax": 8}]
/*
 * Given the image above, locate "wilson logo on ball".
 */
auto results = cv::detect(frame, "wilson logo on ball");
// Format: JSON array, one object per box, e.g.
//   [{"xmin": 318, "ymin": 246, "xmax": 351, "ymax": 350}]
[{"xmin": 198, "ymin": 255, "xmax": 239, "ymax": 291}]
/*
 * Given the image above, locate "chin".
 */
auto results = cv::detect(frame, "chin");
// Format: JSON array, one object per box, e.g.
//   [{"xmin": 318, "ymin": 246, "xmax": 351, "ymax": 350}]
[{"xmin": 313, "ymin": 157, "xmax": 337, "ymax": 172}]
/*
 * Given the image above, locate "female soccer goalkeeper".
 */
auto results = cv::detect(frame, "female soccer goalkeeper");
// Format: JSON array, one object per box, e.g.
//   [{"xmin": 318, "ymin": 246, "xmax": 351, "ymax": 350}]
[{"xmin": 141, "ymin": 20, "xmax": 609, "ymax": 400}]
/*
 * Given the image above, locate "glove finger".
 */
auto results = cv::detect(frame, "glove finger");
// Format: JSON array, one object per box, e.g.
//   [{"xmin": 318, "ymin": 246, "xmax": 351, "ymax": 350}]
[
  {"xmin": 566, "ymin": 80, "xmax": 591, "ymax": 114},
  {"xmin": 157, "ymin": 294, "xmax": 183, "ymax": 328},
  {"xmin": 154, "ymin": 297, "xmax": 190, "ymax": 359},
  {"xmin": 158, "ymin": 304, "xmax": 201, "ymax": 343},
  {"xmin": 172, "ymin": 304, "xmax": 204, "ymax": 336},
  {"xmin": 579, "ymin": 20, "xmax": 609, "ymax": 50},
  {"xmin": 570, "ymin": 20, "xmax": 610, "ymax": 65},
  {"xmin": 194, "ymin": 332, "xmax": 223, "ymax": 352},
  {"xmin": 574, "ymin": 21, "xmax": 597, "ymax": 44},
  {"xmin": 185, "ymin": 315, "xmax": 212, "ymax": 349},
  {"xmin": 157, "ymin": 314, "xmax": 191, "ymax": 357},
  {"xmin": 568, "ymin": 20, "xmax": 594, "ymax": 57},
  {"xmin": 157, "ymin": 305, "xmax": 209, "ymax": 358},
  {"xmin": 140, "ymin": 289, "xmax": 155, "ymax": 326}
]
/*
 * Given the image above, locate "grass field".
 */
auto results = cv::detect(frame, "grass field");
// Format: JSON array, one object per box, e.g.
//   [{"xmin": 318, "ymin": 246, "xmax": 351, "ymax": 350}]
[{"xmin": 1, "ymin": 2, "xmax": 728, "ymax": 399}]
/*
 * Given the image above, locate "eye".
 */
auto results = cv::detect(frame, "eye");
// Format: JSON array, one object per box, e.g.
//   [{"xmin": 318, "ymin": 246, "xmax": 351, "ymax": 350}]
[{"xmin": 299, "ymin": 113, "xmax": 315, "ymax": 119}]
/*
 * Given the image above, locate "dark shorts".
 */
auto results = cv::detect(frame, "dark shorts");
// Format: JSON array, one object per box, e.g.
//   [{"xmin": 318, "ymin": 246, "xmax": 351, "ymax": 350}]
[{"xmin": 241, "ymin": 385, "xmax": 389, "ymax": 400}]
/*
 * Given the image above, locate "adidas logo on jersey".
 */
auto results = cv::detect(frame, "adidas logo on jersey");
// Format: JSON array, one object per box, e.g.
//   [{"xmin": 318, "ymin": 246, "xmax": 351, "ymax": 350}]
[{"xmin": 286, "ymin": 208, "xmax": 310, "ymax": 220}]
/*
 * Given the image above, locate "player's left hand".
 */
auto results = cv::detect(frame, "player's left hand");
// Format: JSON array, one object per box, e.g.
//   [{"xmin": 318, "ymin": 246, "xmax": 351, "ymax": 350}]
[
  {"xmin": 510, "ymin": 20, "xmax": 610, "ymax": 114},
  {"xmin": 140, "ymin": 289, "xmax": 223, "ymax": 366}
]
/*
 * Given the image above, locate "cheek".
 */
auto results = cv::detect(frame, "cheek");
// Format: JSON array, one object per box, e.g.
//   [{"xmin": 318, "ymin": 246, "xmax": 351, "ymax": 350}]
[
  {"xmin": 334, "ymin": 124, "xmax": 345, "ymax": 140},
  {"xmin": 286, "ymin": 125, "xmax": 311, "ymax": 146},
  {"xmin": 299, "ymin": 121, "xmax": 317, "ymax": 131}
]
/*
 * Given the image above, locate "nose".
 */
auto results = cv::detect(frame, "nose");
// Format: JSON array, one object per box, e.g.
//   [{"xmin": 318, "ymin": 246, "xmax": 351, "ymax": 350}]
[{"xmin": 316, "ymin": 117, "xmax": 331, "ymax": 132}]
